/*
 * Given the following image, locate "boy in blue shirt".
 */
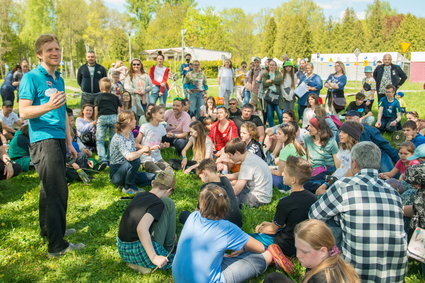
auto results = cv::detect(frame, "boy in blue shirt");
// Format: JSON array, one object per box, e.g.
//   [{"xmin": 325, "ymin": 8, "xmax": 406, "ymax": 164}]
[
  {"xmin": 403, "ymin": 120, "xmax": 425, "ymax": 147},
  {"xmin": 375, "ymin": 84, "xmax": 402, "ymax": 133}
]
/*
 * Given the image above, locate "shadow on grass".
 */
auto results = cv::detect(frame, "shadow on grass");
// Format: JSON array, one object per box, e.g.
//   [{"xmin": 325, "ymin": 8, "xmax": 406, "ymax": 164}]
[{"xmin": 0, "ymin": 171, "xmax": 39, "ymax": 204}]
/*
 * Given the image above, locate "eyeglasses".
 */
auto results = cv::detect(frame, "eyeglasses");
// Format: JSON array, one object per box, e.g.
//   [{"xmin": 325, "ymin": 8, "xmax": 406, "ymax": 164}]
[{"xmin": 132, "ymin": 63, "xmax": 141, "ymax": 66}]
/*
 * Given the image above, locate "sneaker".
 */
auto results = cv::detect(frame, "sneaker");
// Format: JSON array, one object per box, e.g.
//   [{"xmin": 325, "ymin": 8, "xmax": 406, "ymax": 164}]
[
  {"xmin": 122, "ymin": 188, "xmax": 136, "ymax": 194},
  {"xmin": 48, "ymin": 242, "xmax": 85, "ymax": 258},
  {"xmin": 267, "ymin": 244, "xmax": 294, "ymax": 274},
  {"xmin": 98, "ymin": 162, "xmax": 108, "ymax": 172},
  {"xmin": 127, "ymin": 263, "xmax": 152, "ymax": 274},
  {"xmin": 65, "ymin": 228, "xmax": 76, "ymax": 236}
]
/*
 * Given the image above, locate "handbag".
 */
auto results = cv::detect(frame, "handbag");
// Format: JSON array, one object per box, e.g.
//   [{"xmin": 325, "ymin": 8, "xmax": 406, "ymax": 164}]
[
  {"xmin": 407, "ymin": 227, "xmax": 425, "ymax": 263},
  {"xmin": 264, "ymin": 89, "xmax": 279, "ymax": 105},
  {"xmin": 80, "ymin": 129, "xmax": 96, "ymax": 147}
]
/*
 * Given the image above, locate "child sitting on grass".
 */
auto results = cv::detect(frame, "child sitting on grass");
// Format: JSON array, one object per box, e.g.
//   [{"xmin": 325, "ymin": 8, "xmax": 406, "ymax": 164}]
[
  {"xmin": 253, "ymin": 156, "xmax": 317, "ymax": 258},
  {"xmin": 117, "ymin": 171, "xmax": 177, "ymax": 274},
  {"xmin": 403, "ymin": 120, "xmax": 425, "ymax": 148},
  {"xmin": 136, "ymin": 105, "xmax": 171, "ymax": 174},
  {"xmin": 172, "ymin": 184, "xmax": 294, "ymax": 283},
  {"xmin": 375, "ymin": 84, "xmax": 402, "ymax": 133},
  {"xmin": 168, "ymin": 121, "xmax": 214, "ymax": 174},
  {"xmin": 179, "ymin": 158, "xmax": 242, "ymax": 227},
  {"xmin": 379, "ymin": 141, "xmax": 419, "ymax": 183}
]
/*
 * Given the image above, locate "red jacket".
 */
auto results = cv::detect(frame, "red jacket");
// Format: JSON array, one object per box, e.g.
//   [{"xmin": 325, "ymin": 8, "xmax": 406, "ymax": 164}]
[
  {"xmin": 149, "ymin": 65, "xmax": 170, "ymax": 93},
  {"xmin": 209, "ymin": 120, "xmax": 239, "ymax": 151}
]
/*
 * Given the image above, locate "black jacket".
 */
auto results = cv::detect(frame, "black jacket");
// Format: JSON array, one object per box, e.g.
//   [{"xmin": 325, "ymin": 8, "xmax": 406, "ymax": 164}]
[
  {"xmin": 77, "ymin": 63, "xmax": 107, "ymax": 93},
  {"xmin": 373, "ymin": 63, "xmax": 407, "ymax": 94}
]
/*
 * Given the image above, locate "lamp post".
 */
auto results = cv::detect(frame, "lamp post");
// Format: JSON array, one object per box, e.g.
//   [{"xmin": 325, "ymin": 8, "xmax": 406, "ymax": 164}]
[
  {"xmin": 181, "ymin": 29, "xmax": 186, "ymax": 63},
  {"xmin": 128, "ymin": 32, "xmax": 133, "ymax": 63}
]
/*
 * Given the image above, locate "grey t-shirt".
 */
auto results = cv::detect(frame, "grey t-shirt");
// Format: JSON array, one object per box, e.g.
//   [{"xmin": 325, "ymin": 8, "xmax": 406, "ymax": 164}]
[
  {"xmin": 88, "ymin": 65, "xmax": 95, "ymax": 77},
  {"xmin": 109, "ymin": 133, "xmax": 136, "ymax": 165},
  {"xmin": 238, "ymin": 152, "xmax": 273, "ymax": 204}
]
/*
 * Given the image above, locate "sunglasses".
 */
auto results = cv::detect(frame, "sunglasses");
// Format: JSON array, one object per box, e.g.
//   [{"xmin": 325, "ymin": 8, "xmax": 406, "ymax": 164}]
[
  {"xmin": 173, "ymin": 97, "xmax": 183, "ymax": 101},
  {"xmin": 229, "ymin": 103, "xmax": 236, "ymax": 105},
  {"xmin": 132, "ymin": 63, "xmax": 141, "ymax": 66}
]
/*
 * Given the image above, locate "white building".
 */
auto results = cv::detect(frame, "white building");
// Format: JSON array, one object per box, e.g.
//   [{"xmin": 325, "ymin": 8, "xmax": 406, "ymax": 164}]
[
  {"xmin": 310, "ymin": 52, "xmax": 409, "ymax": 81},
  {"xmin": 143, "ymin": 47, "xmax": 231, "ymax": 62}
]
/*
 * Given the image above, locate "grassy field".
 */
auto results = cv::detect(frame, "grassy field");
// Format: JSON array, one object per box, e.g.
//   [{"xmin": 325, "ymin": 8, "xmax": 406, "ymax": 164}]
[{"xmin": 1, "ymin": 78, "xmax": 425, "ymax": 282}]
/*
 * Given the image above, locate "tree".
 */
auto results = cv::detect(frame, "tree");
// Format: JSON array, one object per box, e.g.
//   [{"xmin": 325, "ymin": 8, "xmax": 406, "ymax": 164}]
[
  {"xmin": 126, "ymin": 0, "xmax": 159, "ymax": 31},
  {"xmin": 395, "ymin": 14, "xmax": 425, "ymax": 56},
  {"xmin": 220, "ymin": 8, "xmax": 255, "ymax": 62},
  {"xmin": 56, "ymin": 0, "xmax": 88, "ymax": 77},
  {"xmin": 19, "ymin": 0, "xmax": 56, "ymax": 55},
  {"xmin": 262, "ymin": 17, "xmax": 276, "ymax": 57},
  {"xmin": 82, "ymin": 0, "xmax": 109, "ymax": 59},
  {"xmin": 144, "ymin": 2, "xmax": 191, "ymax": 49},
  {"xmin": 365, "ymin": 0, "xmax": 387, "ymax": 51}
]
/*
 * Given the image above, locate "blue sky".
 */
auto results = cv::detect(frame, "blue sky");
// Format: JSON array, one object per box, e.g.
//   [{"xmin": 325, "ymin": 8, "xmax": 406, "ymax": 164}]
[{"xmin": 105, "ymin": 0, "xmax": 425, "ymax": 19}]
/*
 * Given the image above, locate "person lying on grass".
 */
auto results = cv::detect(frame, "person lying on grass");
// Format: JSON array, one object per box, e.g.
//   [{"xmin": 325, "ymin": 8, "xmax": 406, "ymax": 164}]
[
  {"xmin": 253, "ymin": 156, "xmax": 316, "ymax": 259},
  {"xmin": 264, "ymin": 219, "xmax": 360, "ymax": 283},
  {"xmin": 172, "ymin": 184, "xmax": 294, "ymax": 283},
  {"xmin": 117, "ymin": 170, "xmax": 177, "ymax": 273}
]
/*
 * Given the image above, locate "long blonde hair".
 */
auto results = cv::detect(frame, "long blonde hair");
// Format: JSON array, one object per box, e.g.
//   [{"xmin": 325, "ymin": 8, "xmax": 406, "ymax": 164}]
[
  {"xmin": 295, "ymin": 220, "xmax": 360, "ymax": 283},
  {"xmin": 190, "ymin": 121, "xmax": 207, "ymax": 163}
]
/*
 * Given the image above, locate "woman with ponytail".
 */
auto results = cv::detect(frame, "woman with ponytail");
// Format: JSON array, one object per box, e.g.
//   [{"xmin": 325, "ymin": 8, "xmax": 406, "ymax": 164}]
[{"xmin": 109, "ymin": 111, "xmax": 156, "ymax": 194}]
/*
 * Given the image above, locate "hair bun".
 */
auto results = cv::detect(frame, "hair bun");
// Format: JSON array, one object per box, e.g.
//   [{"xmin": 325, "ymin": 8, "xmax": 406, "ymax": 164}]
[{"xmin": 158, "ymin": 50, "xmax": 163, "ymax": 56}]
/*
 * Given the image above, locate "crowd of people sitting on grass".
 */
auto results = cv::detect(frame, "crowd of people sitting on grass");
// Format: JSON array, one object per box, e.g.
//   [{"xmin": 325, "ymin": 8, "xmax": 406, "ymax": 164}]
[{"xmin": 2, "ymin": 47, "xmax": 425, "ymax": 283}]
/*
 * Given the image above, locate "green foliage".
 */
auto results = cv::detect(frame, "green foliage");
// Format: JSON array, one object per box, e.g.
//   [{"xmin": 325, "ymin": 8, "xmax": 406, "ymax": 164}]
[{"xmin": 262, "ymin": 17, "xmax": 277, "ymax": 57}]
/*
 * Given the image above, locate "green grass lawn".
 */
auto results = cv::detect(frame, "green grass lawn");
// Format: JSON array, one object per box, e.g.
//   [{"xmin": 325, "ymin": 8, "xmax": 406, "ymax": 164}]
[{"xmin": 1, "ymin": 79, "xmax": 425, "ymax": 282}]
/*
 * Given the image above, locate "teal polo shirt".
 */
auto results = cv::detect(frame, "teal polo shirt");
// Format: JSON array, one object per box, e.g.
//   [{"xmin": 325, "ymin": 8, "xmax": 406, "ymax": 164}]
[{"xmin": 19, "ymin": 65, "xmax": 66, "ymax": 143}]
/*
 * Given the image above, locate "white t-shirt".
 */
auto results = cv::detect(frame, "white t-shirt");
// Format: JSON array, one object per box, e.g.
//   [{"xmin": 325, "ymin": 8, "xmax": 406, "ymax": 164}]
[
  {"xmin": 139, "ymin": 123, "xmax": 166, "ymax": 162},
  {"xmin": 0, "ymin": 110, "xmax": 19, "ymax": 127},
  {"xmin": 154, "ymin": 66, "xmax": 166, "ymax": 83},
  {"xmin": 238, "ymin": 152, "xmax": 273, "ymax": 204},
  {"xmin": 302, "ymin": 108, "xmax": 315, "ymax": 129},
  {"xmin": 333, "ymin": 149, "xmax": 351, "ymax": 179}
]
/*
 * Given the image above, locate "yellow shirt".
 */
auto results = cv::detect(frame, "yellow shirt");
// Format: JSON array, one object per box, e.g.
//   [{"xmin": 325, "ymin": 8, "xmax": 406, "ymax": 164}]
[{"xmin": 235, "ymin": 69, "xmax": 246, "ymax": 86}]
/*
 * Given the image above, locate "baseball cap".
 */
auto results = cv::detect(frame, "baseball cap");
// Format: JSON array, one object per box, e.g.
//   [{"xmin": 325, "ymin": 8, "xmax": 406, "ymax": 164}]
[
  {"xmin": 253, "ymin": 57, "xmax": 261, "ymax": 62},
  {"xmin": 152, "ymin": 169, "xmax": 176, "ymax": 190},
  {"xmin": 3, "ymin": 100, "xmax": 13, "ymax": 107},
  {"xmin": 408, "ymin": 144, "xmax": 425, "ymax": 161},
  {"xmin": 344, "ymin": 110, "xmax": 361, "ymax": 117},
  {"xmin": 364, "ymin": 66, "xmax": 373, "ymax": 73}
]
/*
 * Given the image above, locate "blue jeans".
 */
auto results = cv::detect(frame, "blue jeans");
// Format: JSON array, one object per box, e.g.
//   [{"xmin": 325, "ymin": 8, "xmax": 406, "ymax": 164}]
[
  {"xmin": 150, "ymin": 85, "xmax": 168, "ymax": 105},
  {"xmin": 109, "ymin": 158, "xmax": 156, "ymax": 189},
  {"xmin": 222, "ymin": 252, "xmax": 267, "ymax": 283},
  {"xmin": 189, "ymin": 92, "xmax": 204, "ymax": 119},
  {"xmin": 96, "ymin": 114, "xmax": 117, "ymax": 162},
  {"xmin": 272, "ymin": 174, "xmax": 291, "ymax": 191},
  {"xmin": 266, "ymin": 102, "xmax": 283, "ymax": 127},
  {"xmin": 380, "ymin": 151, "xmax": 395, "ymax": 173},
  {"xmin": 161, "ymin": 136, "xmax": 188, "ymax": 156},
  {"xmin": 379, "ymin": 116, "xmax": 401, "ymax": 133},
  {"xmin": 298, "ymin": 104, "xmax": 307, "ymax": 121},
  {"xmin": 326, "ymin": 218, "xmax": 342, "ymax": 249},
  {"xmin": 243, "ymin": 90, "xmax": 251, "ymax": 105}
]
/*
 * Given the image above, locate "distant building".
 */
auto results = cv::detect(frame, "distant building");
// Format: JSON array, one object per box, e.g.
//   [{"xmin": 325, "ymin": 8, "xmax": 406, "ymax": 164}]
[
  {"xmin": 410, "ymin": 52, "xmax": 425, "ymax": 83},
  {"xmin": 142, "ymin": 47, "xmax": 231, "ymax": 62},
  {"xmin": 310, "ymin": 52, "xmax": 409, "ymax": 81}
]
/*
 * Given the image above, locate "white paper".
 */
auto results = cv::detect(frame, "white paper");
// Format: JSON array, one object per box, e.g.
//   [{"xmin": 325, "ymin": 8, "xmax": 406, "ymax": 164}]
[{"xmin": 294, "ymin": 82, "xmax": 308, "ymax": 98}]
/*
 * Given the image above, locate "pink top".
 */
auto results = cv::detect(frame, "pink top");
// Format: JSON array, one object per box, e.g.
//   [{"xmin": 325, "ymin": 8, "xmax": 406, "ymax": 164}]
[
  {"xmin": 395, "ymin": 159, "xmax": 420, "ymax": 174},
  {"xmin": 164, "ymin": 109, "xmax": 191, "ymax": 135}
]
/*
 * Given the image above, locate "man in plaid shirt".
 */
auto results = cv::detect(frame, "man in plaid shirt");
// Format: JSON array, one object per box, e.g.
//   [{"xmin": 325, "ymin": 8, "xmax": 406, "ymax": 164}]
[{"xmin": 309, "ymin": 141, "xmax": 407, "ymax": 282}]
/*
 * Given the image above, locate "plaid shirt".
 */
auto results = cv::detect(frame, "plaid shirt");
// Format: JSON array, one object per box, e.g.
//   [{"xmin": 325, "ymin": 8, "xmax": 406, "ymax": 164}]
[{"xmin": 309, "ymin": 169, "xmax": 407, "ymax": 283}]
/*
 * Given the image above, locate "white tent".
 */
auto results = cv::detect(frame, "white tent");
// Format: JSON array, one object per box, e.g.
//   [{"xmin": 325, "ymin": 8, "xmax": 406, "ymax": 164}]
[
  {"xmin": 260, "ymin": 57, "xmax": 284, "ymax": 68},
  {"xmin": 310, "ymin": 52, "xmax": 409, "ymax": 81}
]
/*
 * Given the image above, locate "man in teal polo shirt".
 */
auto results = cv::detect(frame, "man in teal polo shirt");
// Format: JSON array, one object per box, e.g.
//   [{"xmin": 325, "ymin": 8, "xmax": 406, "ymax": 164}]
[{"xmin": 19, "ymin": 34, "xmax": 85, "ymax": 257}]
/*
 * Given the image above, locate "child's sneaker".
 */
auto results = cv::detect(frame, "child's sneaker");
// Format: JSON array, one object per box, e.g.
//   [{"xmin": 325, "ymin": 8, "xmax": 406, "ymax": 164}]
[{"xmin": 267, "ymin": 244, "xmax": 294, "ymax": 274}]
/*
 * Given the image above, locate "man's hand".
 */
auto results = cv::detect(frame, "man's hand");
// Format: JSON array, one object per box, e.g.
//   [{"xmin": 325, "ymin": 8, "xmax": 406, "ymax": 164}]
[
  {"xmin": 166, "ymin": 132, "xmax": 174, "ymax": 138},
  {"xmin": 47, "ymin": 91, "xmax": 66, "ymax": 110},
  {"xmin": 375, "ymin": 121, "xmax": 381, "ymax": 128},
  {"xmin": 68, "ymin": 145, "xmax": 77, "ymax": 160},
  {"xmin": 4, "ymin": 162, "xmax": 13, "ymax": 179}
]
